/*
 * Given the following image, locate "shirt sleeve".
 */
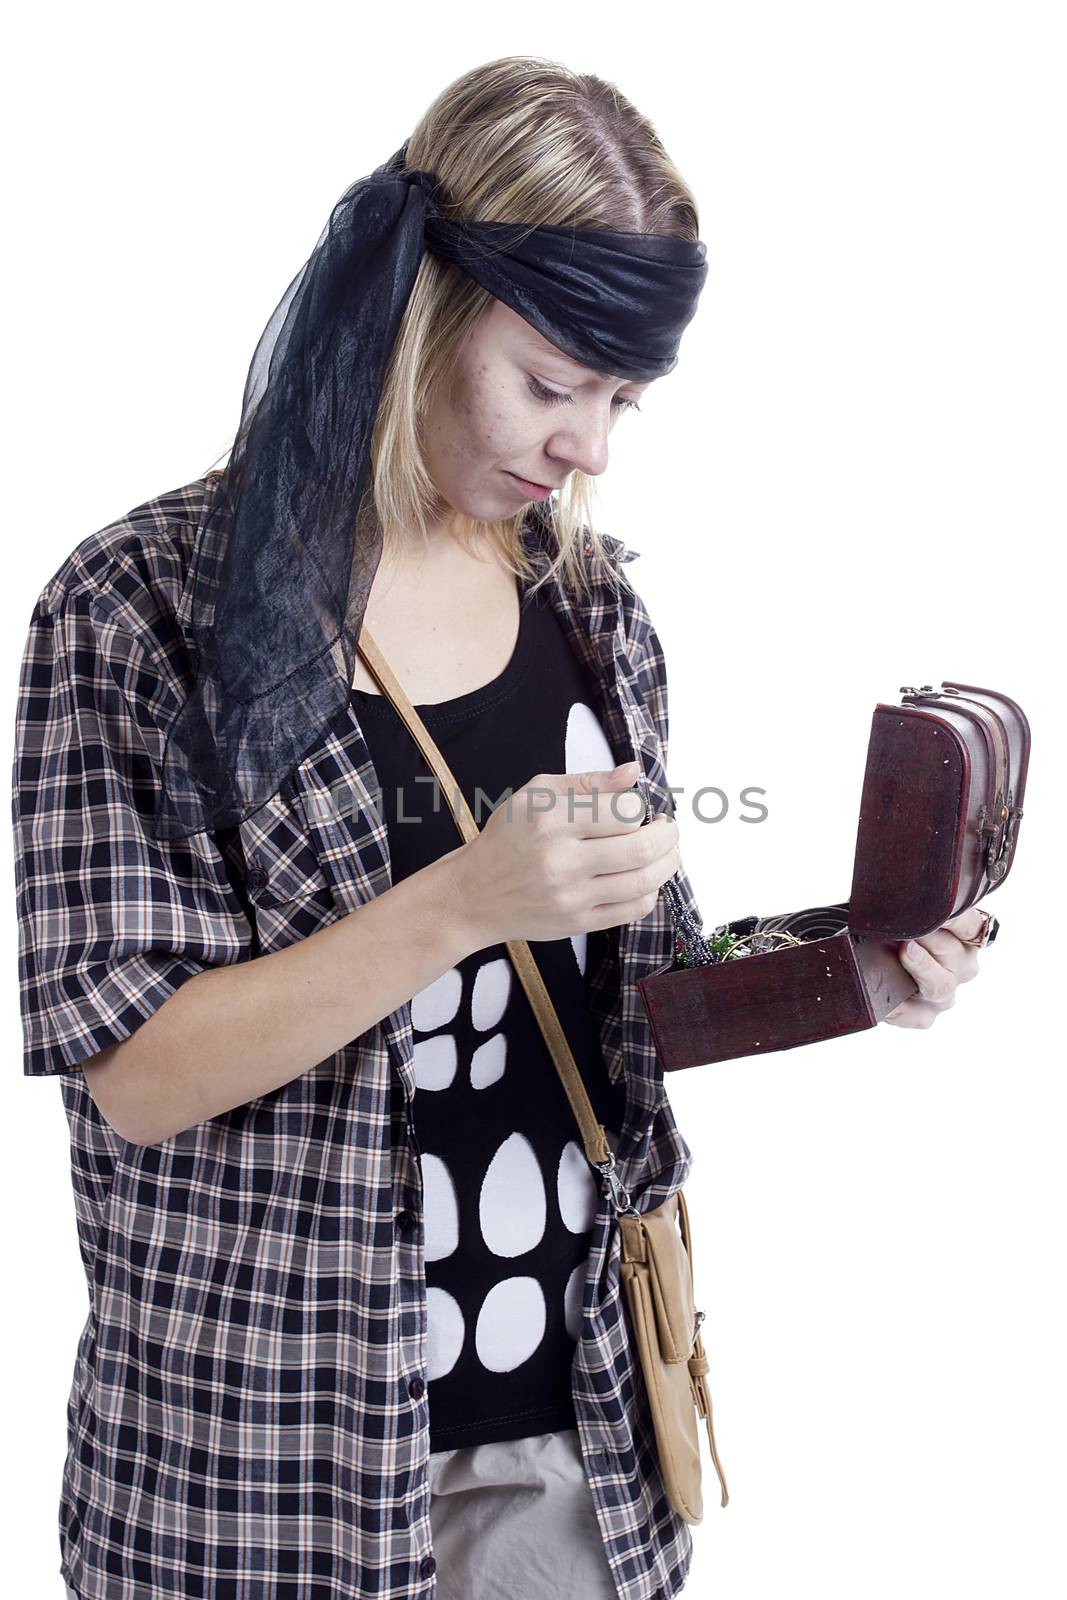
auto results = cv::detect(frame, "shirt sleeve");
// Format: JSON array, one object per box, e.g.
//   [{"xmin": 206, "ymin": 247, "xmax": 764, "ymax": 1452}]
[
  {"xmin": 630, "ymin": 609, "xmax": 712, "ymax": 934},
  {"xmin": 11, "ymin": 584, "xmax": 254, "ymax": 1077}
]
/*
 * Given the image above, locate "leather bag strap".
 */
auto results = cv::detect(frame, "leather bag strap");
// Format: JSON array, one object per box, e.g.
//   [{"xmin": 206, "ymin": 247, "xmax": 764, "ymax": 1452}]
[{"xmin": 356, "ymin": 626, "xmax": 618, "ymax": 1175}]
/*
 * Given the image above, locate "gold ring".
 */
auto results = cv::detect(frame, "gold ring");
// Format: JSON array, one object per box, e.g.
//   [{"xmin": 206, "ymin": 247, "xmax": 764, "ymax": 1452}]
[{"xmin": 957, "ymin": 908, "xmax": 998, "ymax": 948}]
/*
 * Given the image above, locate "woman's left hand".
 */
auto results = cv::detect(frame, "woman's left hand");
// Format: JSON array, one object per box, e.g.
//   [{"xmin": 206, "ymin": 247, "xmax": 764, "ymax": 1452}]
[{"xmin": 883, "ymin": 906, "xmax": 988, "ymax": 1028}]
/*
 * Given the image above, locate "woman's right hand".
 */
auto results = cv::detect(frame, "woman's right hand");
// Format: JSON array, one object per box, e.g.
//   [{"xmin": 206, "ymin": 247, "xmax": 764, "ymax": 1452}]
[{"xmin": 451, "ymin": 759, "xmax": 682, "ymax": 946}]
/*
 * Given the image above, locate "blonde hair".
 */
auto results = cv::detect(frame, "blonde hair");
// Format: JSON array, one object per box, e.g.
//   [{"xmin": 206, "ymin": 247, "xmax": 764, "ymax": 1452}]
[{"xmin": 370, "ymin": 55, "xmax": 701, "ymax": 603}]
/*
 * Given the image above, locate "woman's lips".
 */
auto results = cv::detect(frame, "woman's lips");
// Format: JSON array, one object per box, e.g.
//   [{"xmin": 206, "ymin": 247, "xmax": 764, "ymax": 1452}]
[{"xmin": 506, "ymin": 471, "xmax": 554, "ymax": 499}]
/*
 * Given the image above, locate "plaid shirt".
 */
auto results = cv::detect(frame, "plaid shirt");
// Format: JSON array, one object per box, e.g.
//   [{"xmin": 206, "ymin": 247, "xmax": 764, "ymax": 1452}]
[{"xmin": 12, "ymin": 473, "xmax": 714, "ymax": 1600}]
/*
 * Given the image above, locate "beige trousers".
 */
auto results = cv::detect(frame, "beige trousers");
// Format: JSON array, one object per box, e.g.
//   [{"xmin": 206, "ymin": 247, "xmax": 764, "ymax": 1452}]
[{"xmin": 427, "ymin": 1426, "xmax": 620, "ymax": 1599}]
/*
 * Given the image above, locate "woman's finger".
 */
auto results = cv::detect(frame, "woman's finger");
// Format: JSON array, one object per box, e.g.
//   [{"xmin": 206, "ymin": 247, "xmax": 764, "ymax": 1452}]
[
  {"xmin": 884, "ymin": 996, "xmax": 944, "ymax": 1028},
  {"xmin": 896, "ymin": 938, "xmax": 958, "ymax": 1008}
]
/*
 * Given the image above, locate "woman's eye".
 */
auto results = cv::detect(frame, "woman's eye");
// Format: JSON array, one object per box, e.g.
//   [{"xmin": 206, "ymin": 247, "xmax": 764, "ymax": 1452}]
[{"xmin": 526, "ymin": 376, "xmax": 640, "ymax": 413}]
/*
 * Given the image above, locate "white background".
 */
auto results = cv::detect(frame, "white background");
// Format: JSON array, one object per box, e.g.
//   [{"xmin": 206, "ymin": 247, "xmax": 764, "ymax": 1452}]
[{"xmin": 3, "ymin": 5, "xmax": 1064, "ymax": 1597}]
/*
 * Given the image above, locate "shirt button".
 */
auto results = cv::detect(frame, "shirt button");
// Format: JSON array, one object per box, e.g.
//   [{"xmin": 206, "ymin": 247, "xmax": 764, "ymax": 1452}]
[
  {"xmin": 419, "ymin": 1554, "xmax": 437, "ymax": 1579},
  {"xmin": 394, "ymin": 1208, "xmax": 416, "ymax": 1233},
  {"xmin": 408, "ymin": 1375, "xmax": 425, "ymax": 1400}
]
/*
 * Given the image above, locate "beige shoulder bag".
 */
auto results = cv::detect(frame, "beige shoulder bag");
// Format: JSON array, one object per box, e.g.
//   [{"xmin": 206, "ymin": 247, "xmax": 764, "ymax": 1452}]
[{"xmin": 356, "ymin": 628, "xmax": 729, "ymax": 1523}]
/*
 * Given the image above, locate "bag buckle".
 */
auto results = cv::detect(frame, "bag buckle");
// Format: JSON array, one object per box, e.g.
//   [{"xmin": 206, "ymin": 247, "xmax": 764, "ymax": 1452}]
[{"xmin": 593, "ymin": 1150, "xmax": 640, "ymax": 1218}]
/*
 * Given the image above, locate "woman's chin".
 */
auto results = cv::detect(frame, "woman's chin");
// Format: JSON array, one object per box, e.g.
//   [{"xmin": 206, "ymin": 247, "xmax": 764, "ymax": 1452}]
[{"xmin": 451, "ymin": 486, "xmax": 528, "ymax": 527}]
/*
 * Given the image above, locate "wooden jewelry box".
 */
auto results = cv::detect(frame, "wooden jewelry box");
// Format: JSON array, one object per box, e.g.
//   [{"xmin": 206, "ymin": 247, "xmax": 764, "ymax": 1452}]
[{"xmin": 637, "ymin": 682, "xmax": 1031, "ymax": 1071}]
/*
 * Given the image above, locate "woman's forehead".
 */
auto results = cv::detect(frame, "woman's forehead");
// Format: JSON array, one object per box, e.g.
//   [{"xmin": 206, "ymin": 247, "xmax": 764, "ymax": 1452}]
[
  {"xmin": 483, "ymin": 301, "xmax": 594, "ymax": 376},
  {"xmin": 510, "ymin": 318, "xmax": 644, "ymax": 387}
]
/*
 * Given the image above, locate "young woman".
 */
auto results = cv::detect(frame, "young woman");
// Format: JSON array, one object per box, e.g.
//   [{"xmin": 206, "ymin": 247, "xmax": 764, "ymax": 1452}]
[{"xmin": 14, "ymin": 54, "xmax": 991, "ymax": 1600}]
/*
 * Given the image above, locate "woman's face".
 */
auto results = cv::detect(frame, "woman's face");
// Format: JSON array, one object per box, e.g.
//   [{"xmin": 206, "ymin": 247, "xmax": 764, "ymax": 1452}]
[{"xmin": 421, "ymin": 299, "xmax": 652, "ymax": 523}]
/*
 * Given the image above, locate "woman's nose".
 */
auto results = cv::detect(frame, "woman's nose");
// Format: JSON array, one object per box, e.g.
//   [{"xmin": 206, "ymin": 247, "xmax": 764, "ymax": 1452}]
[{"xmin": 548, "ymin": 407, "xmax": 613, "ymax": 479}]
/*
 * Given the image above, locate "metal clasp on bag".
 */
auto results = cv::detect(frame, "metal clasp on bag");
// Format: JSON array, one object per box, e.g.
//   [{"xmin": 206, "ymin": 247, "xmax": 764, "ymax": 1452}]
[
  {"xmin": 977, "ymin": 789, "xmax": 1023, "ymax": 882},
  {"xmin": 593, "ymin": 1150, "xmax": 640, "ymax": 1218}
]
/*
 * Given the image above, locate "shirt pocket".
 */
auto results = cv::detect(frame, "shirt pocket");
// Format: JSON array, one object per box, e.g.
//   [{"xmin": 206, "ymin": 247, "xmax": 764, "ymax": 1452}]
[{"xmin": 237, "ymin": 791, "xmax": 336, "ymax": 913}]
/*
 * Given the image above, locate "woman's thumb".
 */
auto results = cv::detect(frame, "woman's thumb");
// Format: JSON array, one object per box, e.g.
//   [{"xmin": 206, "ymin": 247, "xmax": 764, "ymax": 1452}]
[{"xmin": 601, "ymin": 759, "xmax": 639, "ymax": 783}]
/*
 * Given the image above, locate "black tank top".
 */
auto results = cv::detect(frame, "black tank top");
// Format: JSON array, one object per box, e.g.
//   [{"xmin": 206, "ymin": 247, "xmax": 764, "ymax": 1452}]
[{"xmin": 352, "ymin": 576, "xmax": 628, "ymax": 1451}]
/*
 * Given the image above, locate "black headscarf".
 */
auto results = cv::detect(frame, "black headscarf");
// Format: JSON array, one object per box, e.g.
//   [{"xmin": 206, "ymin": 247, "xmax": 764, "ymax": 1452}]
[{"xmin": 153, "ymin": 143, "xmax": 709, "ymax": 841}]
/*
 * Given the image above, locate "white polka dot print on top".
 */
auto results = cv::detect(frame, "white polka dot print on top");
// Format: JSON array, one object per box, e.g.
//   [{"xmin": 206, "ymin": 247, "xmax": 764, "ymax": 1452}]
[
  {"xmin": 470, "ymin": 1029, "xmax": 507, "ymax": 1089},
  {"xmin": 471, "ymin": 956, "xmax": 511, "ymax": 1031},
  {"xmin": 556, "ymin": 1138, "xmax": 599, "ymax": 1234},
  {"xmin": 412, "ymin": 1031, "xmax": 457, "ymax": 1090},
  {"xmin": 411, "ymin": 965, "xmax": 463, "ymax": 1030},
  {"xmin": 563, "ymin": 1260, "xmax": 586, "ymax": 1341},
  {"xmin": 480, "ymin": 1133, "xmax": 547, "ymax": 1258},
  {"xmin": 426, "ymin": 1286, "xmax": 466, "ymax": 1380},
  {"xmin": 421, "ymin": 1154, "xmax": 460, "ymax": 1261},
  {"xmin": 564, "ymin": 699, "xmax": 616, "ymax": 773},
  {"xmin": 564, "ymin": 699, "xmax": 617, "ymax": 977},
  {"xmin": 475, "ymin": 1277, "xmax": 548, "ymax": 1372}
]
